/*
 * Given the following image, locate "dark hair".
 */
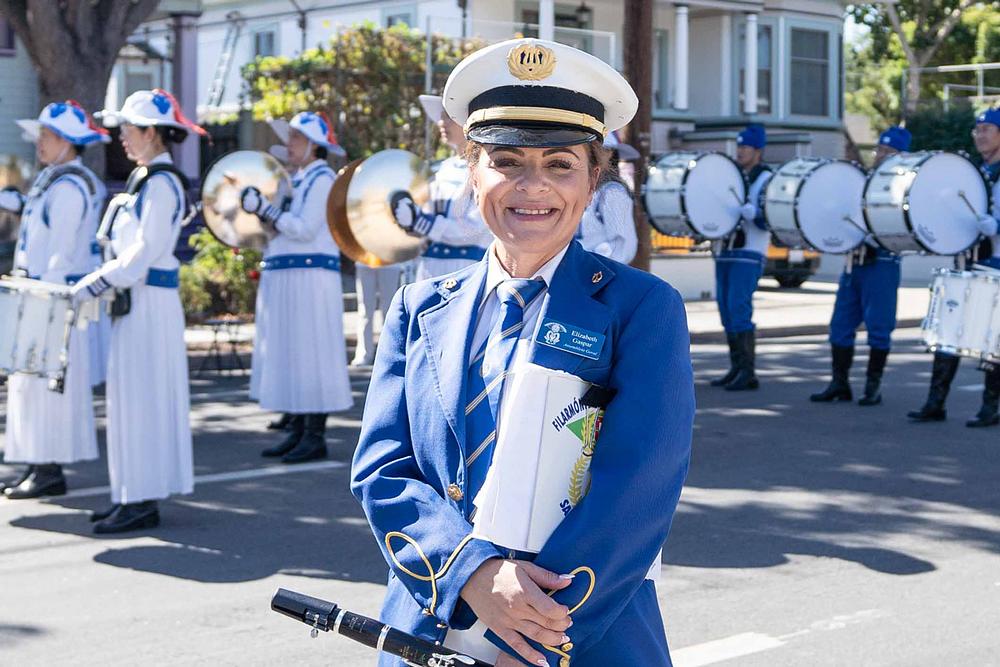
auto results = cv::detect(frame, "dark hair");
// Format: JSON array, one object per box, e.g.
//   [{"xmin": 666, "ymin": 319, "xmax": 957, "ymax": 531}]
[
  {"xmin": 155, "ymin": 125, "xmax": 189, "ymax": 145},
  {"xmin": 315, "ymin": 146, "xmax": 328, "ymax": 160},
  {"xmin": 597, "ymin": 146, "xmax": 632, "ymax": 192},
  {"xmin": 71, "ymin": 144, "xmax": 87, "ymax": 157}
]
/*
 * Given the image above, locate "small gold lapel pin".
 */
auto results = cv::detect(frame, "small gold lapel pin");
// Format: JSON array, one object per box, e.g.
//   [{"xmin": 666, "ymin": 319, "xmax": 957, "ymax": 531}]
[
  {"xmin": 442, "ymin": 278, "xmax": 458, "ymax": 290},
  {"xmin": 591, "ymin": 271, "xmax": 603, "ymax": 284}
]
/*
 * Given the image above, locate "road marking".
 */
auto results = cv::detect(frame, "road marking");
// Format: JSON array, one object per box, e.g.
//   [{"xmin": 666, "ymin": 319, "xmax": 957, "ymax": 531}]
[
  {"xmin": 672, "ymin": 632, "xmax": 785, "ymax": 667},
  {"xmin": 52, "ymin": 460, "xmax": 348, "ymax": 500}
]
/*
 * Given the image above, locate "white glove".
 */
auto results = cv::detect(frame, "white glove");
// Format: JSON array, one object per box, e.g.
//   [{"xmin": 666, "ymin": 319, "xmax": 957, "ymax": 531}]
[
  {"xmin": 740, "ymin": 202, "xmax": 757, "ymax": 222},
  {"xmin": 390, "ymin": 191, "xmax": 433, "ymax": 236},
  {"xmin": 240, "ymin": 186, "xmax": 281, "ymax": 225},
  {"xmin": 70, "ymin": 272, "xmax": 112, "ymax": 306},
  {"xmin": 593, "ymin": 242, "xmax": 614, "ymax": 258},
  {"xmin": 0, "ymin": 187, "xmax": 25, "ymax": 213},
  {"xmin": 976, "ymin": 213, "xmax": 998, "ymax": 236}
]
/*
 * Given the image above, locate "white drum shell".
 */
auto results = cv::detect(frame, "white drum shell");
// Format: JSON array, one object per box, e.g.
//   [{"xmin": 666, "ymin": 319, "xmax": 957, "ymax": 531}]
[
  {"xmin": 864, "ymin": 152, "xmax": 987, "ymax": 255},
  {"xmin": 644, "ymin": 151, "xmax": 745, "ymax": 239},
  {"xmin": 0, "ymin": 278, "xmax": 75, "ymax": 382},
  {"xmin": 922, "ymin": 269, "xmax": 1000, "ymax": 360},
  {"xmin": 764, "ymin": 158, "xmax": 867, "ymax": 253}
]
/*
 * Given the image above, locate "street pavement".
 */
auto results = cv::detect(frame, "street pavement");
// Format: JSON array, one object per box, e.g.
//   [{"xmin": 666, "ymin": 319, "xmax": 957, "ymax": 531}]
[{"xmin": 1, "ymin": 288, "xmax": 999, "ymax": 665}]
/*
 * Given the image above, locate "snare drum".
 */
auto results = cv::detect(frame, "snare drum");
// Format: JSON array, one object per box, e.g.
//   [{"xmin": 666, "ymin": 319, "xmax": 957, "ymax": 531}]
[
  {"xmin": 864, "ymin": 151, "xmax": 987, "ymax": 255},
  {"xmin": 763, "ymin": 158, "xmax": 868, "ymax": 253},
  {"xmin": 0, "ymin": 277, "xmax": 90, "ymax": 390},
  {"xmin": 922, "ymin": 268, "xmax": 1000, "ymax": 361},
  {"xmin": 643, "ymin": 151, "xmax": 745, "ymax": 239}
]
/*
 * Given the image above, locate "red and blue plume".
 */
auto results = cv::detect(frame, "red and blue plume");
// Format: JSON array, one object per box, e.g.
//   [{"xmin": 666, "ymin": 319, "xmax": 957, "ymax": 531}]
[
  {"xmin": 152, "ymin": 88, "xmax": 208, "ymax": 136},
  {"xmin": 67, "ymin": 99, "xmax": 110, "ymax": 137}
]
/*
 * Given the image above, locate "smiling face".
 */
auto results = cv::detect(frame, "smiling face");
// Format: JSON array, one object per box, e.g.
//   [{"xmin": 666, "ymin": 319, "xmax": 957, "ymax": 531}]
[
  {"xmin": 470, "ymin": 142, "xmax": 600, "ymax": 268},
  {"xmin": 36, "ymin": 126, "xmax": 74, "ymax": 165}
]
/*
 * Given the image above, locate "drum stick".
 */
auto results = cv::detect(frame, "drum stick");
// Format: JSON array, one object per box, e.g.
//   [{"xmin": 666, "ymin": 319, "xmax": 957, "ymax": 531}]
[
  {"xmin": 957, "ymin": 191, "xmax": 978, "ymax": 217},
  {"xmin": 728, "ymin": 186, "xmax": 743, "ymax": 205},
  {"xmin": 842, "ymin": 215, "xmax": 869, "ymax": 235}
]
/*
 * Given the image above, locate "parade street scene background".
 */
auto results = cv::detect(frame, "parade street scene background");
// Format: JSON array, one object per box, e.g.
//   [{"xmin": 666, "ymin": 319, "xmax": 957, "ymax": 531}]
[{"xmin": 1, "ymin": 1, "xmax": 1000, "ymax": 665}]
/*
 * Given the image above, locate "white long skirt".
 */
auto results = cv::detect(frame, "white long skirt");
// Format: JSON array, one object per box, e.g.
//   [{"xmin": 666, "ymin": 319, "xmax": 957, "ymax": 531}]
[
  {"xmin": 415, "ymin": 256, "xmax": 481, "ymax": 281},
  {"xmin": 106, "ymin": 285, "xmax": 193, "ymax": 504},
  {"xmin": 250, "ymin": 268, "xmax": 353, "ymax": 413},
  {"xmin": 4, "ymin": 327, "xmax": 98, "ymax": 464},
  {"xmin": 88, "ymin": 311, "xmax": 111, "ymax": 387}
]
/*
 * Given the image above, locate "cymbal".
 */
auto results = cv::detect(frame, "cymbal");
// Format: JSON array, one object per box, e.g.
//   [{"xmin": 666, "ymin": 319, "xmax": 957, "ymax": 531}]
[
  {"xmin": 328, "ymin": 149, "xmax": 429, "ymax": 267},
  {"xmin": 0, "ymin": 154, "xmax": 32, "ymax": 254},
  {"xmin": 200, "ymin": 150, "xmax": 292, "ymax": 250}
]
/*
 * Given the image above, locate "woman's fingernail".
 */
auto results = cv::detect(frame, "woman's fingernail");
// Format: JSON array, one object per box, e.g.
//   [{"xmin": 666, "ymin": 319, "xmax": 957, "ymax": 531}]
[
  {"xmin": 559, "ymin": 574, "xmax": 575, "ymax": 580},
  {"xmin": 562, "ymin": 635, "xmax": 571, "ymax": 643},
  {"xmin": 536, "ymin": 660, "xmax": 547, "ymax": 666}
]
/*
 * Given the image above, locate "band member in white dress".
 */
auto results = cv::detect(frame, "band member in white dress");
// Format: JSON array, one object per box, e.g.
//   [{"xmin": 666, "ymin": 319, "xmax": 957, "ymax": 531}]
[
  {"xmin": 0, "ymin": 101, "xmax": 108, "ymax": 499},
  {"xmin": 392, "ymin": 95, "xmax": 493, "ymax": 280},
  {"xmin": 72, "ymin": 90, "xmax": 198, "ymax": 533},
  {"xmin": 242, "ymin": 111, "xmax": 353, "ymax": 462},
  {"xmin": 575, "ymin": 132, "xmax": 638, "ymax": 263}
]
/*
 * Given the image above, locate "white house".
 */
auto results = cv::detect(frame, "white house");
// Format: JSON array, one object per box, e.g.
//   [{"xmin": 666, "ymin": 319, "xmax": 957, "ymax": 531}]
[
  {"xmin": 112, "ymin": 0, "xmax": 847, "ymax": 162},
  {"xmin": 0, "ymin": 14, "xmax": 38, "ymax": 163}
]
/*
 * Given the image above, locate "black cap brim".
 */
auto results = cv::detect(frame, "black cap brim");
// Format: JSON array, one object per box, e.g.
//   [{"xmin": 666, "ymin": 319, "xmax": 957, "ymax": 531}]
[{"xmin": 468, "ymin": 122, "xmax": 600, "ymax": 148}]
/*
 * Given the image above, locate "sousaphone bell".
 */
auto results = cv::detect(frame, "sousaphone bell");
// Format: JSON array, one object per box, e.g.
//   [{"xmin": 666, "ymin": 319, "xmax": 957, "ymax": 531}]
[
  {"xmin": 328, "ymin": 149, "xmax": 429, "ymax": 267},
  {"xmin": 200, "ymin": 150, "xmax": 293, "ymax": 250}
]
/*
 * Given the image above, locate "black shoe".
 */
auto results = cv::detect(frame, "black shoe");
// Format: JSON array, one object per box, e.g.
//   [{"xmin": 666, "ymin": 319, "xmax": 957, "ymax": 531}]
[
  {"xmin": 90, "ymin": 504, "xmax": 120, "ymax": 523},
  {"xmin": 1, "ymin": 465, "xmax": 35, "ymax": 495},
  {"xmin": 711, "ymin": 334, "xmax": 739, "ymax": 387},
  {"xmin": 725, "ymin": 331, "xmax": 759, "ymax": 391},
  {"xmin": 282, "ymin": 413, "xmax": 328, "ymax": 464},
  {"xmin": 262, "ymin": 415, "xmax": 305, "ymax": 457},
  {"xmin": 908, "ymin": 353, "xmax": 960, "ymax": 422},
  {"xmin": 811, "ymin": 345, "xmax": 854, "ymax": 402},
  {"xmin": 267, "ymin": 413, "xmax": 294, "ymax": 431},
  {"xmin": 4, "ymin": 464, "xmax": 66, "ymax": 500},
  {"xmin": 858, "ymin": 348, "xmax": 889, "ymax": 406},
  {"xmin": 93, "ymin": 501, "xmax": 160, "ymax": 534},
  {"xmin": 967, "ymin": 367, "xmax": 1000, "ymax": 427}
]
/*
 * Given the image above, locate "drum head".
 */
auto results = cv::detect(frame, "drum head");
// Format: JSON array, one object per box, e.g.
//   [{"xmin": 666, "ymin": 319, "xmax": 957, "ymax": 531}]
[
  {"xmin": 907, "ymin": 153, "xmax": 986, "ymax": 255},
  {"xmin": 683, "ymin": 153, "xmax": 744, "ymax": 239},
  {"xmin": 796, "ymin": 161, "xmax": 867, "ymax": 254}
]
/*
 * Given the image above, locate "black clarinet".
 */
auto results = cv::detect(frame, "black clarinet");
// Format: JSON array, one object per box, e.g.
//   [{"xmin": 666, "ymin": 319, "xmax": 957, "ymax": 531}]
[{"xmin": 271, "ymin": 588, "xmax": 493, "ymax": 667}]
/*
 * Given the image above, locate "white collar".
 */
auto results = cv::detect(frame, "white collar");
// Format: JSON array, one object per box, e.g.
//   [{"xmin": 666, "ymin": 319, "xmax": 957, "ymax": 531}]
[{"xmin": 482, "ymin": 242, "xmax": 570, "ymax": 305}]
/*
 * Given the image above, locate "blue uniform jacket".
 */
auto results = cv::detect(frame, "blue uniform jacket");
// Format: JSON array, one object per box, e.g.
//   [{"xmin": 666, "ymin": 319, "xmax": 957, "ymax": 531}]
[{"xmin": 351, "ymin": 240, "xmax": 694, "ymax": 665}]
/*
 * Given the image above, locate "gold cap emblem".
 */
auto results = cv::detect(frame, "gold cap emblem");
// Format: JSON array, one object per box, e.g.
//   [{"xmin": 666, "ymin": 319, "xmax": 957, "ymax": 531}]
[{"xmin": 507, "ymin": 43, "xmax": 557, "ymax": 81}]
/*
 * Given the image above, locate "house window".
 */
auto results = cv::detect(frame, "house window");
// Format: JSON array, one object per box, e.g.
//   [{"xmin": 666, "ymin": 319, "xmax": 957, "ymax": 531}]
[
  {"xmin": 655, "ymin": 29, "xmax": 670, "ymax": 110},
  {"xmin": 254, "ymin": 30, "xmax": 275, "ymax": 58},
  {"xmin": 738, "ymin": 24, "xmax": 772, "ymax": 115},
  {"xmin": 790, "ymin": 28, "xmax": 829, "ymax": 116},
  {"xmin": 0, "ymin": 17, "xmax": 16, "ymax": 56},
  {"xmin": 519, "ymin": 3, "xmax": 593, "ymax": 54},
  {"xmin": 384, "ymin": 7, "xmax": 416, "ymax": 28}
]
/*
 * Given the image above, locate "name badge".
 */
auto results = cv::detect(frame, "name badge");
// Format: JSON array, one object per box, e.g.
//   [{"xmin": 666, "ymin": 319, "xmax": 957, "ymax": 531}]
[{"xmin": 535, "ymin": 318, "xmax": 605, "ymax": 360}]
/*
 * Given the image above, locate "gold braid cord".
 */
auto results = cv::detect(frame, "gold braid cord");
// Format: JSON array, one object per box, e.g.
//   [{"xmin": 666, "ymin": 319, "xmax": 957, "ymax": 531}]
[
  {"xmin": 542, "ymin": 566, "xmax": 596, "ymax": 663},
  {"xmin": 384, "ymin": 532, "xmax": 476, "ymax": 617}
]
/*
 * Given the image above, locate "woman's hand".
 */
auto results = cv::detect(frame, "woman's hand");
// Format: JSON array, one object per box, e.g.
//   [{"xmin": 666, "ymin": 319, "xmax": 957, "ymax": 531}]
[{"xmin": 460, "ymin": 558, "xmax": 573, "ymax": 666}]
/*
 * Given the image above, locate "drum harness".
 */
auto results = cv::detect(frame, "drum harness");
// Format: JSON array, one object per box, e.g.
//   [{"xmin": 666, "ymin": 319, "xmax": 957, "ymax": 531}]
[
  {"xmin": 724, "ymin": 163, "xmax": 772, "ymax": 252},
  {"xmin": 97, "ymin": 164, "xmax": 193, "ymax": 318}
]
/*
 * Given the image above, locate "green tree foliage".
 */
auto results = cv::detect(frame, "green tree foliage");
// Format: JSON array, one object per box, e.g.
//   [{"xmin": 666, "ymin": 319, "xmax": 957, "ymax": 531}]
[
  {"xmin": 179, "ymin": 229, "xmax": 262, "ymax": 321},
  {"xmin": 905, "ymin": 103, "xmax": 978, "ymax": 154},
  {"xmin": 847, "ymin": 4, "xmax": 1000, "ymax": 131},
  {"xmin": 242, "ymin": 21, "xmax": 484, "ymax": 159}
]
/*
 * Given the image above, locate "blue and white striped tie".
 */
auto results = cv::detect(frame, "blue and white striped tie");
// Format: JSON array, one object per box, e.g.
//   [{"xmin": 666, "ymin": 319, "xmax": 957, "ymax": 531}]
[{"xmin": 464, "ymin": 278, "xmax": 546, "ymax": 504}]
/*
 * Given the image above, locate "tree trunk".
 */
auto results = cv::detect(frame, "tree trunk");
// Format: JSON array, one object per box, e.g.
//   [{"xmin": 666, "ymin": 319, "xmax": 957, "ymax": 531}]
[
  {"xmin": 622, "ymin": 0, "xmax": 654, "ymax": 272},
  {"xmin": 0, "ymin": 0, "xmax": 161, "ymax": 176},
  {"xmin": 904, "ymin": 65, "xmax": 922, "ymax": 118}
]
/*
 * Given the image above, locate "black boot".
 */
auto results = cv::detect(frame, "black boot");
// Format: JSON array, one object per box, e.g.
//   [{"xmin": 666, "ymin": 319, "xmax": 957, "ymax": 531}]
[
  {"xmin": 725, "ymin": 331, "xmax": 759, "ymax": 391},
  {"xmin": 283, "ymin": 413, "xmax": 328, "ymax": 464},
  {"xmin": 4, "ymin": 464, "xmax": 66, "ymax": 499},
  {"xmin": 93, "ymin": 500, "xmax": 160, "ymax": 534},
  {"xmin": 262, "ymin": 415, "xmax": 305, "ymax": 457},
  {"xmin": 858, "ymin": 348, "xmax": 889, "ymax": 406},
  {"xmin": 811, "ymin": 345, "xmax": 854, "ymax": 402},
  {"xmin": 908, "ymin": 353, "xmax": 960, "ymax": 422},
  {"xmin": 90, "ymin": 504, "xmax": 120, "ymax": 523},
  {"xmin": 967, "ymin": 367, "xmax": 1000, "ymax": 428},
  {"xmin": 0, "ymin": 465, "xmax": 34, "ymax": 495},
  {"xmin": 267, "ymin": 413, "xmax": 294, "ymax": 431},
  {"xmin": 711, "ymin": 334, "xmax": 740, "ymax": 387}
]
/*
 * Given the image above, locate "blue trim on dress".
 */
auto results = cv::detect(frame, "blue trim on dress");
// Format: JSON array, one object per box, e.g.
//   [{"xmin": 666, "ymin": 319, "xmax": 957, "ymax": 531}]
[{"xmin": 260, "ymin": 253, "xmax": 341, "ymax": 272}]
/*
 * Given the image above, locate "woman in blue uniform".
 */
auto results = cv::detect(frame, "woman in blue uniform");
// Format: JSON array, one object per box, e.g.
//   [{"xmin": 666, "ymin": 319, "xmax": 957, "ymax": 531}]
[
  {"xmin": 352, "ymin": 39, "xmax": 694, "ymax": 667},
  {"xmin": 810, "ymin": 126, "xmax": 909, "ymax": 406},
  {"xmin": 711, "ymin": 124, "xmax": 773, "ymax": 391},
  {"xmin": 908, "ymin": 107, "xmax": 1000, "ymax": 427}
]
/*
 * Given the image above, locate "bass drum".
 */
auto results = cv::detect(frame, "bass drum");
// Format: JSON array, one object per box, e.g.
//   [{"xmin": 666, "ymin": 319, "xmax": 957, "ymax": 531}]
[
  {"xmin": 863, "ymin": 151, "xmax": 986, "ymax": 255},
  {"xmin": 764, "ymin": 158, "xmax": 867, "ymax": 253},
  {"xmin": 643, "ymin": 151, "xmax": 744, "ymax": 240},
  {"xmin": 922, "ymin": 268, "xmax": 1000, "ymax": 361}
]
